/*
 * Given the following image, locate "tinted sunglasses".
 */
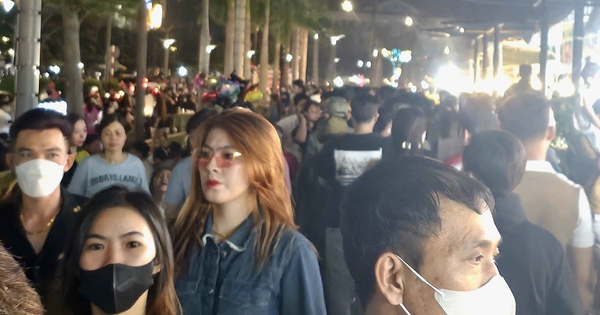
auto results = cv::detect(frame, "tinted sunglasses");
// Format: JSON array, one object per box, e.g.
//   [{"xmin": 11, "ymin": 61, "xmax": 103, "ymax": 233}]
[{"xmin": 197, "ymin": 148, "xmax": 242, "ymax": 169}]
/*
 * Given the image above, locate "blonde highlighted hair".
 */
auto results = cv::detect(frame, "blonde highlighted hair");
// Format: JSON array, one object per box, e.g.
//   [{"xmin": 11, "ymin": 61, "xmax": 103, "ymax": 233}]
[{"xmin": 172, "ymin": 109, "xmax": 296, "ymax": 274}]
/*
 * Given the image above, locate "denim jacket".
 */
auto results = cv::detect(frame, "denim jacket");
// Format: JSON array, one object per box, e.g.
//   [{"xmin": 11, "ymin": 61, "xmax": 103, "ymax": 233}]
[{"xmin": 176, "ymin": 212, "xmax": 327, "ymax": 315}]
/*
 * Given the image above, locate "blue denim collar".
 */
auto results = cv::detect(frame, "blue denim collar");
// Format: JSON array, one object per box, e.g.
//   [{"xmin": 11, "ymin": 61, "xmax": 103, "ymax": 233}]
[{"xmin": 202, "ymin": 211, "xmax": 255, "ymax": 252}]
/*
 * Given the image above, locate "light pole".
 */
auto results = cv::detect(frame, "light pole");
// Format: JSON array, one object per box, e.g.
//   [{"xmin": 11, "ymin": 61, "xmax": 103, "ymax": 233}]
[
  {"xmin": 329, "ymin": 34, "xmax": 345, "ymax": 85},
  {"xmin": 162, "ymin": 38, "xmax": 175, "ymax": 75},
  {"xmin": 15, "ymin": 0, "xmax": 41, "ymax": 118}
]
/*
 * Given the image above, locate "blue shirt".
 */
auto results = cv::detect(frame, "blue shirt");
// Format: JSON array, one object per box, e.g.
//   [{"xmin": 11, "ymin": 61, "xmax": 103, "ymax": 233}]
[
  {"xmin": 67, "ymin": 154, "xmax": 150, "ymax": 198},
  {"xmin": 175, "ymin": 213, "xmax": 326, "ymax": 315},
  {"xmin": 165, "ymin": 156, "xmax": 192, "ymax": 207}
]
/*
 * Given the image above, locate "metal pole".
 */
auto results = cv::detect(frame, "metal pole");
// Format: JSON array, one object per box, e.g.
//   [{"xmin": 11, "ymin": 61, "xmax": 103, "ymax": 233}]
[
  {"xmin": 473, "ymin": 38, "xmax": 479, "ymax": 85},
  {"xmin": 329, "ymin": 42, "xmax": 337, "ymax": 84},
  {"xmin": 482, "ymin": 34, "xmax": 489, "ymax": 80},
  {"xmin": 573, "ymin": 0, "xmax": 585, "ymax": 89},
  {"xmin": 493, "ymin": 25, "xmax": 501, "ymax": 80},
  {"xmin": 540, "ymin": 0, "xmax": 549, "ymax": 96},
  {"xmin": 135, "ymin": 1, "xmax": 148, "ymax": 140},
  {"xmin": 312, "ymin": 34, "xmax": 319, "ymax": 85},
  {"xmin": 15, "ymin": 0, "xmax": 41, "ymax": 118}
]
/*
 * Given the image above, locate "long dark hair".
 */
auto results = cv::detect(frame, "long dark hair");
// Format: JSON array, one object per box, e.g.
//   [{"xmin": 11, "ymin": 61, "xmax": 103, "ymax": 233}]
[
  {"xmin": 57, "ymin": 187, "xmax": 180, "ymax": 315},
  {"xmin": 390, "ymin": 107, "xmax": 428, "ymax": 156}
]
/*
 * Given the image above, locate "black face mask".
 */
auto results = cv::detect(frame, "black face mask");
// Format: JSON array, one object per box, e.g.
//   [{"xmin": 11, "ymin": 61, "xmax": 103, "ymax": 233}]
[{"xmin": 78, "ymin": 261, "xmax": 155, "ymax": 314}]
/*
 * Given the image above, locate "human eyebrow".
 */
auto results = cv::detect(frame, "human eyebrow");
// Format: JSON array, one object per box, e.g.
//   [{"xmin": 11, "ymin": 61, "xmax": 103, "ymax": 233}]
[
  {"xmin": 45, "ymin": 147, "xmax": 63, "ymax": 153},
  {"xmin": 463, "ymin": 237, "xmax": 502, "ymax": 251},
  {"xmin": 16, "ymin": 148, "xmax": 33, "ymax": 153},
  {"xmin": 120, "ymin": 231, "xmax": 144, "ymax": 238},
  {"xmin": 86, "ymin": 234, "xmax": 107, "ymax": 241}
]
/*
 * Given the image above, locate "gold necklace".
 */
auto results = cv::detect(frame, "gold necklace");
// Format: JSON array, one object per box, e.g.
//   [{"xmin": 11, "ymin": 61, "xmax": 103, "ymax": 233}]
[
  {"xmin": 213, "ymin": 230, "xmax": 232, "ymax": 240},
  {"xmin": 20, "ymin": 214, "xmax": 57, "ymax": 235}
]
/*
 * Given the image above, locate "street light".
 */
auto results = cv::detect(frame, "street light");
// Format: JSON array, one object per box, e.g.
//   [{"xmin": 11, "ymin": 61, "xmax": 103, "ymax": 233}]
[
  {"xmin": 366, "ymin": 61, "xmax": 372, "ymax": 68},
  {"xmin": 444, "ymin": 46, "xmax": 450, "ymax": 55},
  {"xmin": 357, "ymin": 60, "xmax": 364, "ymax": 68},
  {"xmin": 1, "ymin": 0, "xmax": 14, "ymax": 13},
  {"xmin": 177, "ymin": 66, "xmax": 188, "ymax": 77},
  {"xmin": 314, "ymin": 33, "xmax": 319, "ymax": 40},
  {"xmin": 405, "ymin": 16, "xmax": 414, "ymax": 26},
  {"xmin": 459, "ymin": 27, "xmax": 465, "ymax": 33},
  {"xmin": 373, "ymin": 49, "xmax": 379, "ymax": 57},
  {"xmin": 341, "ymin": 0, "xmax": 353, "ymax": 12},
  {"xmin": 286, "ymin": 54, "xmax": 293, "ymax": 62},
  {"xmin": 330, "ymin": 34, "xmax": 345, "ymax": 46},
  {"xmin": 149, "ymin": 4, "xmax": 163, "ymax": 29},
  {"xmin": 206, "ymin": 44, "xmax": 217, "ymax": 54},
  {"xmin": 163, "ymin": 38, "xmax": 176, "ymax": 49},
  {"xmin": 334, "ymin": 58, "xmax": 340, "ymax": 63}
]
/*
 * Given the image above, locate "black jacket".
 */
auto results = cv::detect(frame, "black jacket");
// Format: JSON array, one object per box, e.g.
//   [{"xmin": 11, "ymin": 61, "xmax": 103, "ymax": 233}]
[{"xmin": 494, "ymin": 193, "xmax": 585, "ymax": 315}]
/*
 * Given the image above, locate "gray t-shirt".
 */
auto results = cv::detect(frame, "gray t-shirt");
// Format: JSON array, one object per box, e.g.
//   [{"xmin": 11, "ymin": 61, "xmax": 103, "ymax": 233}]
[
  {"xmin": 165, "ymin": 156, "xmax": 192, "ymax": 207},
  {"xmin": 68, "ymin": 154, "xmax": 150, "ymax": 198}
]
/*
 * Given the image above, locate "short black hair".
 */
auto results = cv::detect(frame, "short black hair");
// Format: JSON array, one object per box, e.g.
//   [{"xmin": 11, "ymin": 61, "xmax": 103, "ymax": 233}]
[
  {"xmin": 292, "ymin": 79, "xmax": 304, "ymax": 89},
  {"xmin": 498, "ymin": 93, "xmax": 550, "ymax": 143},
  {"xmin": 463, "ymin": 130, "xmax": 527, "ymax": 195},
  {"xmin": 9, "ymin": 108, "xmax": 72, "ymax": 150},
  {"xmin": 350, "ymin": 93, "xmax": 380, "ymax": 124},
  {"xmin": 83, "ymin": 134, "xmax": 100, "ymax": 146},
  {"xmin": 67, "ymin": 113, "xmax": 84, "ymax": 127},
  {"xmin": 302, "ymin": 100, "xmax": 321, "ymax": 113},
  {"xmin": 186, "ymin": 108, "xmax": 218, "ymax": 135},
  {"xmin": 130, "ymin": 140, "xmax": 151, "ymax": 159},
  {"xmin": 341, "ymin": 156, "xmax": 494, "ymax": 305},
  {"xmin": 98, "ymin": 113, "xmax": 127, "ymax": 134},
  {"xmin": 459, "ymin": 105, "xmax": 498, "ymax": 135},
  {"xmin": 519, "ymin": 64, "xmax": 533, "ymax": 78}
]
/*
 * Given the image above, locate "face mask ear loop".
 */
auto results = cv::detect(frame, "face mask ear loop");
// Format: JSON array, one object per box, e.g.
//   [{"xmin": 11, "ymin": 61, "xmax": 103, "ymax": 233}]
[
  {"xmin": 400, "ymin": 303, "xmax": 412, "ymax": 315},
  {"xmin": 394, "ymin": 254, "xmax": 446, "ymax": 300}
]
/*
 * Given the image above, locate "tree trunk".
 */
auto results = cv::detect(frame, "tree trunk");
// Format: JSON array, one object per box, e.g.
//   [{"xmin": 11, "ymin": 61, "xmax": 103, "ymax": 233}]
[
  {"xmin": 135, "ymin": 1, "xmax": 148, "ymax": 140},
  {"xmin": 62, "ymin": 6, "xmax": 83, "ymax": 115},
  {"xmin": 272, "ymin": 42, "xmax": 281, "ymax": 93},
  {"xmin": 258, "ymin": 0, "xmax": 270, "ymax": 94},
  {"xmin": 312, "ymin": 33, "xmax": 319, "ymax": 85},
  {"xmin": 199, "ymin": 0, "xmax": 211, "ymax": 73},
  {"xmin": 282, "ymin": 39, "xmax": 291, "ymax": 89},
  {"xmin": 292, "ymin": 29, "xmax": 300, "ymax": 81},
  {"xmin": 300, "ymin": 28, "xmax": 308, "ymax": 82},
  {"xmin": 224, "ymin": 0, "xmax": 235, "ymax": 75},
  {"xmin": 243, "ymin": 0, "xmax": 252, "ymax": 79},
  {"xmin": 104, "ymin": 13, "xmax": 113, "ymax": 85},
  {"xmin": 233, "ymin": 0, "xmax": 246, "ymax": 75}
]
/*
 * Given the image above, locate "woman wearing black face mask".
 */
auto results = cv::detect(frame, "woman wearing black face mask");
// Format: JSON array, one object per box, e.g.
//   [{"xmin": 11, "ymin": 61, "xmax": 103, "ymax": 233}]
[{"xmin": 51, "ymin": 186, "xmax": 180, "ymax": 315}]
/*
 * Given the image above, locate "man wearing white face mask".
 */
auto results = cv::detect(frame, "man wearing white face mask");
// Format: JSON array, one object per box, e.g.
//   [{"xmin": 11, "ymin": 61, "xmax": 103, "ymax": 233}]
[
  {"xmin": 0, "ymin": 108, "xmax": 85, "ymax": 306},
  {"xmin": 341, "ymin": 156, "xmax": 516, "ymax": 315}
]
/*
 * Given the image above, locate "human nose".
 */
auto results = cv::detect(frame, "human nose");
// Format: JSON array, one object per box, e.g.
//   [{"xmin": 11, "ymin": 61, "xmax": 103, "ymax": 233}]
[{"xmin": 104, "ymin": 246, "xmax": 124, "ymax": 266}]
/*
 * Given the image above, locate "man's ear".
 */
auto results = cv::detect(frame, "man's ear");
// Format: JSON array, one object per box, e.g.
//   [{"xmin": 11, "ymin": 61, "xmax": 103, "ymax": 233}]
[
  {"xmin": 6, "ymin": 152, "xmax": 13, "ymax": 170},
  {"xmin": 64, "ymin": 153, "xmax": 75, "ymax": 172},
  {"xmin": 374, "ymin": 252, "xmax": 407, "ymax": 306},
  {"xmin": 546, "ymin": 125, "xmax": 556, "ymax": 142}
]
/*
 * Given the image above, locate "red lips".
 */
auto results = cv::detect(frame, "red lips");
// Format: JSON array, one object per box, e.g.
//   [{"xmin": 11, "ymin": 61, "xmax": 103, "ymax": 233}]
[{"xmin": 205, "ymin": 179, "xmax": 221, "ymax": 189}]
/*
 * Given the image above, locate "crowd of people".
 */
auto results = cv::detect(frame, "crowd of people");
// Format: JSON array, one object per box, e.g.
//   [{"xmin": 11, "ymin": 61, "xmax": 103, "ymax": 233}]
[{"xmin": 0, "ymin": 72, "xmax": 599, "ymax": 315}]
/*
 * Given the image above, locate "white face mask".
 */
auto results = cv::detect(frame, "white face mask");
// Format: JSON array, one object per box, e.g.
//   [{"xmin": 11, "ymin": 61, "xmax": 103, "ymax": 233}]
[
  {"xmin": 396, "ymin": 255, "xmax": 515, "ymax": 315},
  {"xmin": 15, "ymin": 159, "xmax": 65, "ymax": 198}
]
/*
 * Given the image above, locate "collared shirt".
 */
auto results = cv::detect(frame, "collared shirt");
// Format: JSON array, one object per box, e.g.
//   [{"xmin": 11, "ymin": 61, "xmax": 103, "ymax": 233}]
[
  {"xmin": 175, "ymin": 213, "xmax": 326, "ymax": 315},
  {"xmin": 517, "ymin": 161, "xmax": 594, "ymax": 248},
  {"xmin": 494, "ymin": 193, "xmax": 585, "ymax": 315},
  {"xmin": 0, "ymin": 189, "xmax": 85, "ymax": 302}
]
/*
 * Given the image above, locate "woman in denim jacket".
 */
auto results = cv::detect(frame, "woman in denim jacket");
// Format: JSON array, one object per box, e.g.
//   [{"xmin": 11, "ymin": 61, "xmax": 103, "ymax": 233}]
[{"xmin": 172, "ymin": 109, "xmax": 326, "ymax": 315}]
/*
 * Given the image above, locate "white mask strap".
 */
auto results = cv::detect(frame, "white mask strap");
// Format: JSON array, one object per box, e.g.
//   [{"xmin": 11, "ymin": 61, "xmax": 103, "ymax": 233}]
[
  {"xmin": 400, "ymin": 303, "xmax": 412, "ymax": 315},
  {"xmin": 395, "ymin": 254, "xmax": 446, "ymax": 299}
]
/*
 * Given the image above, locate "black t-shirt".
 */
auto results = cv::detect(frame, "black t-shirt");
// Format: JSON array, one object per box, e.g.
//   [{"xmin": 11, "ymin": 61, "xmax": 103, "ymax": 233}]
[
  {"xmin": 0, "ymin": 190, "xmax": 85, "ymax": 303},
  {"xmin": 314, "ymin": 133, "xmax": 389, "ymax": 227},
  {"xmin": 494, "ymin": 193, "xmax": 585, "ymax": 315}
]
